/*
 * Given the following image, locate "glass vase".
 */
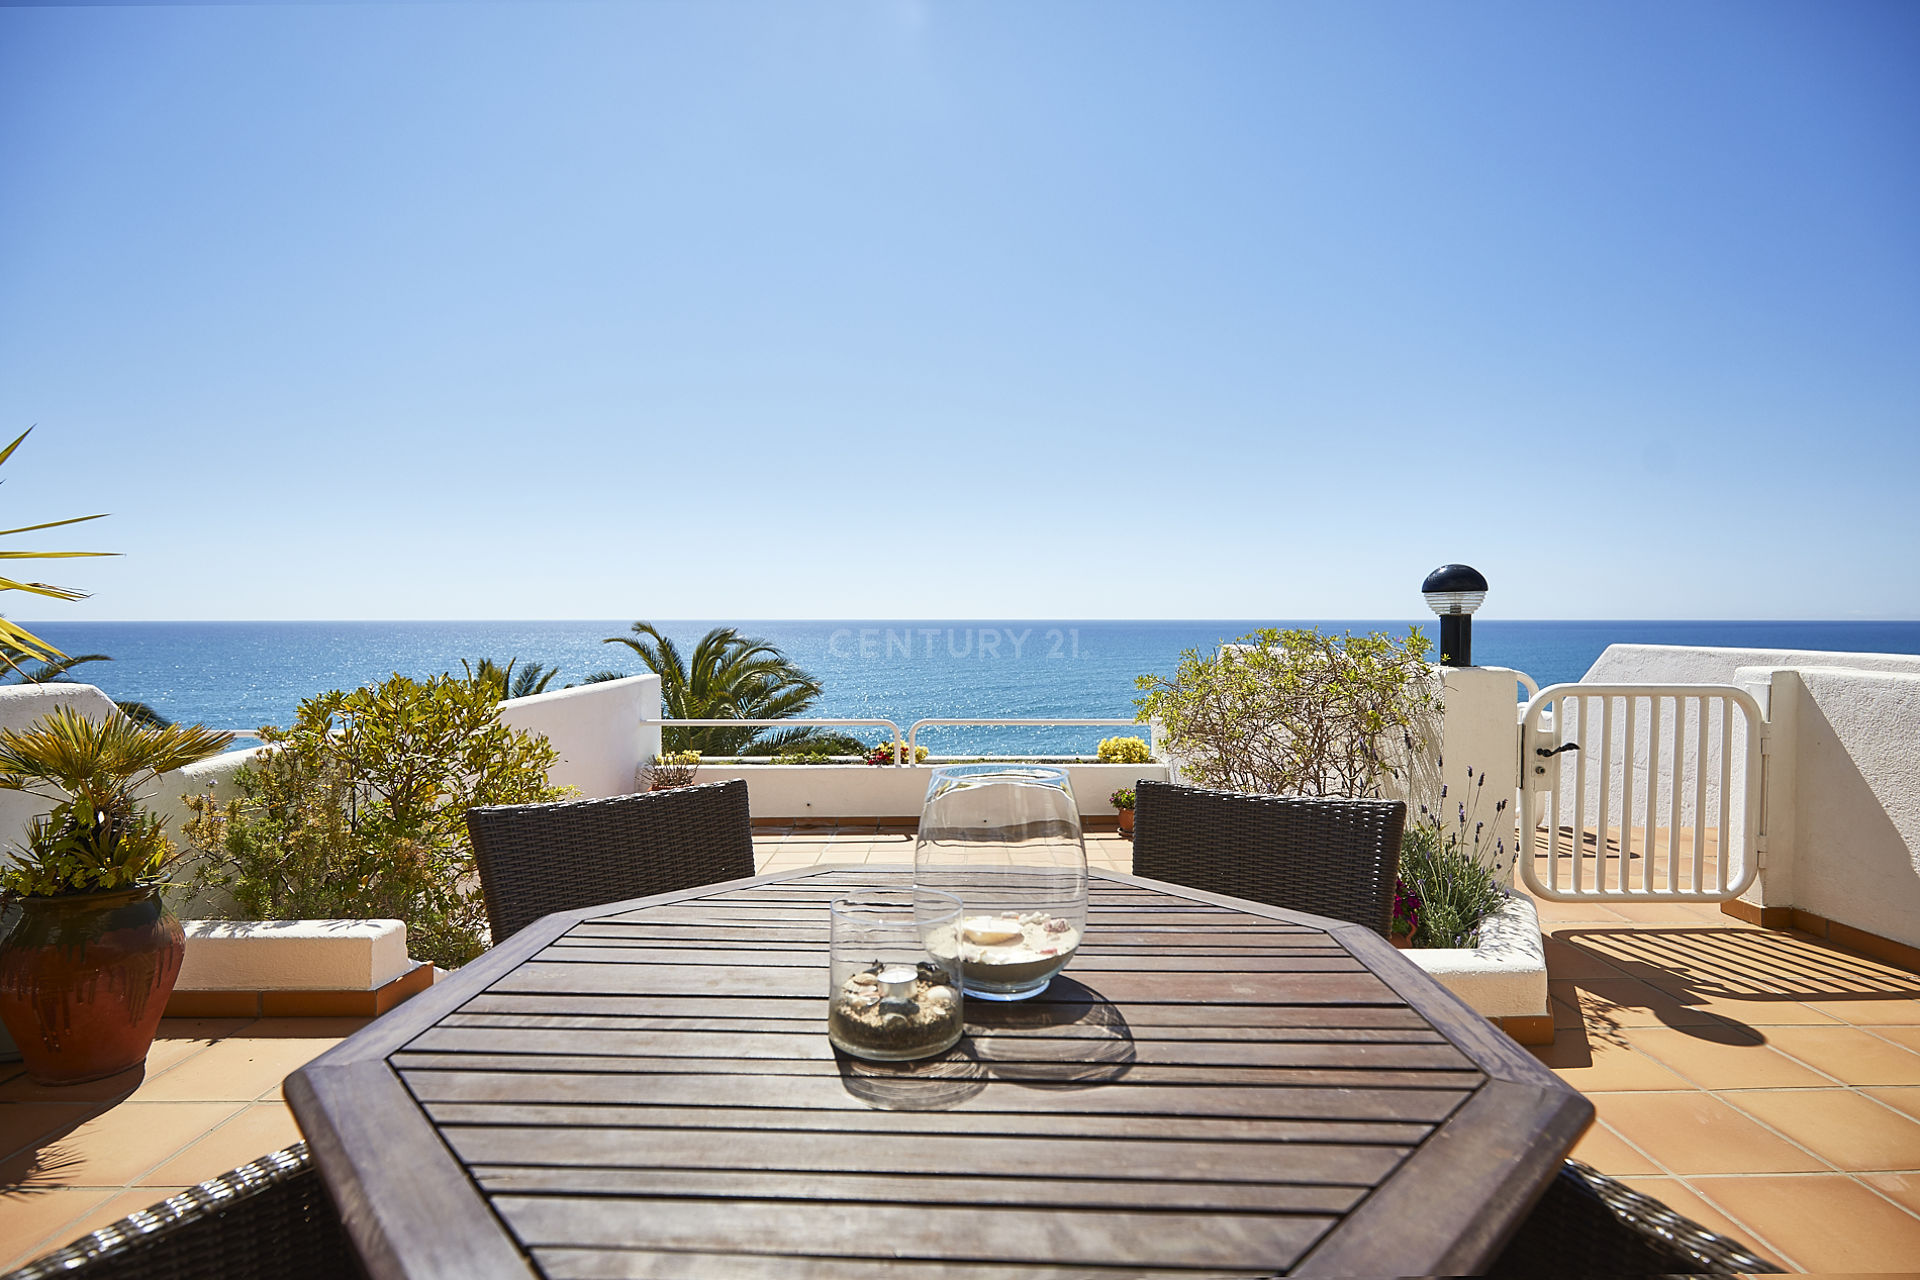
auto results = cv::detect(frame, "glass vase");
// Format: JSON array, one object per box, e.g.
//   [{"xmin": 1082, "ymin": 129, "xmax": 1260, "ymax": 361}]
[
  {"xmin": 827, "ymin": 888, "xmax": 965, "ymax": 1062},
  {"xmin": 914, "ymin": 764, "xmax": 1088, "ymax": 1001}
]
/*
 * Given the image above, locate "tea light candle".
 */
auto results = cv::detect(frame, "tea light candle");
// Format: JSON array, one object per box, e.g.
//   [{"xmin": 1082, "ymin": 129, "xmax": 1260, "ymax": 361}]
[{"xmin": 874, "ymin": 965, "xmax": 918, "ymax": 997}]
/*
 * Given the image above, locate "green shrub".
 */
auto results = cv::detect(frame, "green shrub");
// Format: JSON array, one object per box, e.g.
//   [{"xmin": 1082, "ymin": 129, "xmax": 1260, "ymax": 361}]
[
  {"xmin": 181, "ymin": 673, "xmax": 567, "ymax": 968},
  {"xmin": 1135, "ymin": 627, "xmax": 1435, "ymax": 799},
  {"xmin": 1096, "ymin": 735, "xmax": 1152, "ymax": 764}
]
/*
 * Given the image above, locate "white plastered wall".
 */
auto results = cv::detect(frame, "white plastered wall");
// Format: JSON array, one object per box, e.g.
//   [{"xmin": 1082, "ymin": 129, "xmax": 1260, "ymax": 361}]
[{"xmin": 496, "ymin": 674, "xmax": 662, "ymax": 799}]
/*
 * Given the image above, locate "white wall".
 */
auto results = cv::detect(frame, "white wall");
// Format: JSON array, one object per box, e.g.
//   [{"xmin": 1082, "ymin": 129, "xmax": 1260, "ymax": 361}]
[
  {"xmin": 1764, "ymin": 666, "xmax": 1920, "ymax": 948},
  {"xmin": 497, "ymin": 674, "xmax": 661, "ymax": 798}
]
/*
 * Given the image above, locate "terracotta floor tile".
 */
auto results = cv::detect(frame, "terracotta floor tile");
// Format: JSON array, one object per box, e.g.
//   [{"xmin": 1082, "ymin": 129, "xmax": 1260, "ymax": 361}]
[
  {"xmin": 1640, "ymin": 984, "xmax": 1846, "ymax": 1029},
  {"xmin": 0, "ymin": 1186, "xmax": 117, "ymax": 1272},
  {"xmin": 1861, "ymin": 1172, "xmax": 1920, "ymax": 1217},
  {"xmin": 0, "ymin": 1103, "xmax": 101, "ymax": 1165},
  {"xmin": 132, "ymin": 1037, "xmax": 343, "ymax": 1103},
  {"xmin": 0, "ymin": 1101, "xmax": 245, "ymax": 1187},
  {"xmin": 140, "ymin": 1103, "xmax": 302, "ymax": 1187},
  {"xmin": 1863, "ymin": 1087, "xmax": 1920, "ymax": 1124},
  {"xmin": 1802, "ymin": 997, "xmax": 1920, "ymax": 1026},
  {"xmin": 1608, "ymin": 902, "xmax": 1737, "ymax": 924},
  {"xmin": 0, "ymin": 1065, "xmax": 147, "ymax": 1105},
  {"xmin": 238, "ymin": 1018, "xmax": 371, "ymax": 1040},
  {"xmin": 1566, "ymin": 1119, "xmax": 1660, "ymax": 1175},
  {"xmin": 1618, "ymin": 1025, "xmax": 1832, "ymax": 1089},
  {"xmin": 1690, "ymin": 1174, "xmax": 1920, "ymax": 1273},
  {"xmin": 1611, "ymin": 1176, "xmax": 1790, "ymax": 1270},
  {"xmin": 1543, "ymin": 939, "xmax": 1631, "ymax": 980},
  {"xmin": 1765, "ymin": 1025, "xmax": 1920, "ymax": 1086},
  {"xmin": 1867, "ymin": 1024, "xmax": 1920, "ymax": 1054},
  {"xmin": 1722, "ymin": 1089, "xmax": 1920, "ymax": 1171},
  {"xmin": 1559, "ymin": 977, "xmax": 1727, "ymax": 1029},
  {"xmin": 1591, "ymin": 1092, "xmax": 1827, "ymax": 1175},
  {"xmin": 1529, "ymin": 1036, "xmax": 1691, "ymax": 1091}
]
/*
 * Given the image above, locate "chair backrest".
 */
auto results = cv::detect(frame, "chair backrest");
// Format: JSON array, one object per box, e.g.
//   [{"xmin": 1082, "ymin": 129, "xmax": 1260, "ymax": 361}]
[
  {"xmin": 1489, "ymin": 1160, "xmax": 1782, "ymax": 1276},
  {"xmin": 466, "ymin": 779, "xmax": 755, "ymax": 943},
  {"xmin": 8, "ymin": 1143, "xmax": 352, "ymax": 1280},
  {"xmin": 1131, "ymin": 781, "xmax": 1405, "ymax": 936}
]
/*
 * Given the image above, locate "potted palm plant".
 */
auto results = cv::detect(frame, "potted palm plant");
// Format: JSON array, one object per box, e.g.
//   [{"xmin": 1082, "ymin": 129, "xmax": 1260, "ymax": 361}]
[{"xmin": 0, "ymin": 707, "xmax": 230, "ymax": 1084}]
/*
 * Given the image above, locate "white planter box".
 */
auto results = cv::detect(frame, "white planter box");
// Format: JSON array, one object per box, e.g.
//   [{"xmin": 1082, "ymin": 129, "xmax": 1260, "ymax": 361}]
[
  {"xmin": 688, "ymin": 762, "xmax": 1169, "ymax": 821},
  {"xmin": 1402, "ymin": 892, "xmax": 1548, "ymax": 1020},
  {"xmin": 176, "ymin": 919, "xmax": 415, "ymax": 992}
]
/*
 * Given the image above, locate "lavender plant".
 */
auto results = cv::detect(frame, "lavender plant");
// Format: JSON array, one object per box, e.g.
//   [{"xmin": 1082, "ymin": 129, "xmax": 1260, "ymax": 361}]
[{"xmin": 1399, "ymin": 762, "xmax": 1511, "ymax": 948}]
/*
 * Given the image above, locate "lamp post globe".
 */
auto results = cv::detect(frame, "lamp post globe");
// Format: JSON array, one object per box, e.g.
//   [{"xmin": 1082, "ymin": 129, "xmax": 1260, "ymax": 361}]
[{"xmin": 1422, "ymin": 564, "xmax": 1488, "ymax": 668}]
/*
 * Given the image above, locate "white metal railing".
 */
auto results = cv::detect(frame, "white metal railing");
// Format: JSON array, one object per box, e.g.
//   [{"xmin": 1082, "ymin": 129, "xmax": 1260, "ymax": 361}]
[
  {"xmin": 653, "ymin": 718, "xmax": 905, "ymax": 760},
  {"xmin": 906, "ymin": 718, "xmax": 1140, "ymax": 759},
  {"xmin": 644, "ymin": 716, "xmax": 1147, "ymax": 765},
  {"xmin": 1518, "ymin": 683, "xmax": 1765, "ymax": 902}
]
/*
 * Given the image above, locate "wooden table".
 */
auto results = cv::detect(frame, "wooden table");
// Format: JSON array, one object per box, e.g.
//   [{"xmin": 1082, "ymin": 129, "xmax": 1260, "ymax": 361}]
[{"xmin": 286, "ymin": 866, "xmax": 1591, "ymax": 1278}]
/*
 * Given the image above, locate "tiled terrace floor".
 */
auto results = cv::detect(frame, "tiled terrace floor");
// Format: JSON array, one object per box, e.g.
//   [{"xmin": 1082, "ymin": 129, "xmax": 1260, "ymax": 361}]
[{"xmin": 2, "ymin": 825, "xmax": 1915, "ymax": 1272}]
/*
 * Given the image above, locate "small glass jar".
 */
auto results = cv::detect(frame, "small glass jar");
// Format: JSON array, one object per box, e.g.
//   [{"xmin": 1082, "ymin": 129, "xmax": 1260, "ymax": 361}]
[
  {"xmin": 914, "ymin": 764, "xmax": 1088, "ymax": 1001},
  {"xmin": 827, "ymin": 888, "xmax": 965, "ymax": 1062}
]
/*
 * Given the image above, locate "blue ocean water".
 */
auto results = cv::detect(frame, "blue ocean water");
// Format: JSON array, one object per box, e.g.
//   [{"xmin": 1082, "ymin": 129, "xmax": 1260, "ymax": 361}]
[{"xmin": 17, "ymin": 619, "xmax": 1920, "ymax": 756}]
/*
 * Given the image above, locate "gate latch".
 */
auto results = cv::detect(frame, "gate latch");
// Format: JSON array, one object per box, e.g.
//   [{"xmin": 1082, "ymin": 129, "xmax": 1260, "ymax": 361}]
[{"xmin": 1533, "ymin": 741, "xmax": 1578, "ymax": 776}]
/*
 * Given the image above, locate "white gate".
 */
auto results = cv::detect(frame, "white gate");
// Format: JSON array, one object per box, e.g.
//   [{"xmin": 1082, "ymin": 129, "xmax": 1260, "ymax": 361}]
[{"xmin": 1518, "ymin": 684, "xmax": 1768, "ymax": 902}]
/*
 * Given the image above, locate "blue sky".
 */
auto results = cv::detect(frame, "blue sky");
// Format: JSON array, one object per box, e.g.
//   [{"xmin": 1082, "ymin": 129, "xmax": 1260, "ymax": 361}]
[{"xmin": 2, "ymin": 1, "xmax": 1915, "ymax": 621}]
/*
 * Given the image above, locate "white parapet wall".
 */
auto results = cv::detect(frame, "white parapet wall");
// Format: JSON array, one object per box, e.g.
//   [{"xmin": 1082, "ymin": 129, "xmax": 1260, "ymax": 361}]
[
  {"xmin": 690, "ymin": 762, "xmax": 1171, "ymax": 821},
  {"xmin": 498, "ymin": 673, "xmax": 662, "ymax": 799}
]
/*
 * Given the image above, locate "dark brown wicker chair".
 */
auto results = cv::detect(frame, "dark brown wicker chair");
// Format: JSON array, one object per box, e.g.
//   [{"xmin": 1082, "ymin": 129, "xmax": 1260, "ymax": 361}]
[
  {"xmin": 1490, "ymin": 1158, "xmax": 1781, "ymax": 1276},
  {"xmin": 1130, "ymin": 781, "xmax": 1405, "ymax": 936},
  {"xmin": 466, "ymin": 779, "xmax": 756, "ymax": 943},
  {"xmin": 4, "ymin": 1142, "xmax": 356, "ymax": 1280}
]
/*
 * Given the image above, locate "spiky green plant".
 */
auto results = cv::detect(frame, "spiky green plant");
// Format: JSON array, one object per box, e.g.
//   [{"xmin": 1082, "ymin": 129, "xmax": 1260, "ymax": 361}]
[
  {"xmin": 602, "ymin": 623, "xmax": 826, "ymax": 755},
  {"xmin": 0, "ymin": 707, "xmax": 231, "ymax": 897},
  {"xmin": 0, "ymin": 428, "xmax": 113, "ymax": 675}
]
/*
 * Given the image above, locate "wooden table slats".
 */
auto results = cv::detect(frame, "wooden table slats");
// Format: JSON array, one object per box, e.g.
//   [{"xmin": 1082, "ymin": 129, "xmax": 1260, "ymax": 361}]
[{"xmin": 289, "ymin": 866, "xmax": 1592, "ymax": 1278}]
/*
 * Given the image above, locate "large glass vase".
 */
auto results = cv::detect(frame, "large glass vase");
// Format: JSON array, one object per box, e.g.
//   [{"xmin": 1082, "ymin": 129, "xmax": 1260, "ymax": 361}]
[{"xmin": 914, "ymin": 764, "xmax": 1087, "ymax": 1001}]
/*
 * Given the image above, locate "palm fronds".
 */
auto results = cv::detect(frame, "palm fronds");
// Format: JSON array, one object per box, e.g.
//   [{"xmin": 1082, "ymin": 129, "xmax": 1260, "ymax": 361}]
[{"xmin": 603, "ymin": 622, "xmax": 825, "ymax": 754}]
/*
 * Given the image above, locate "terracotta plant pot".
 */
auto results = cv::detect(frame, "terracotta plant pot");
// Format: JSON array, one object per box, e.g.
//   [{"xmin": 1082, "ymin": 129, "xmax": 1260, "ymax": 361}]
[
  {"xmin": 1116, "ymin": 809, "xmax": 1135, "ymax": 837},
  {"xmin": 0, "ymin": 887, "xmax": 185, "ymax": 1085}
]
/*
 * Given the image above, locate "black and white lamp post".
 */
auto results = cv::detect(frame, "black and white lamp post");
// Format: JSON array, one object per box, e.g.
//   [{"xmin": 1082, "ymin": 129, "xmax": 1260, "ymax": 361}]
[{"xmin": 1422, "ymin": 564, "xmax": 1487, "ymax": 668}]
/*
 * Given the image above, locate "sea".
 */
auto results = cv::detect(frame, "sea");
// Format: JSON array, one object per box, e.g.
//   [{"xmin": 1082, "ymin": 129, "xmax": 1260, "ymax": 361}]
[{"xmin": 17, "ymin": 619, "xmax": 1920, "ymax": 756}]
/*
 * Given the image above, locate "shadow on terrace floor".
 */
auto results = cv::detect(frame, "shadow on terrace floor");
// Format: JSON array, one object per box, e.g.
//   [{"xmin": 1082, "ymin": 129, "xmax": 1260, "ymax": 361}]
[{"xmin": 1526, "ymin": 894, "xmax": 1920, "ymax": 1273}]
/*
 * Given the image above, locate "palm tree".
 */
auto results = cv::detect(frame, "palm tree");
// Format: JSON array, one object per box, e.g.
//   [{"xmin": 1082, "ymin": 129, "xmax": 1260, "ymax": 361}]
[
  {"xmin": 460, "ymin": 657, "xmax": 562, "ymax": 702},
  {"xmin": 0, "ymin": 427, "xmax": 112, "ymax": 676},
  {"xmin": 601, "ymin": 623, "xmax": 826, "ymax": 755}
]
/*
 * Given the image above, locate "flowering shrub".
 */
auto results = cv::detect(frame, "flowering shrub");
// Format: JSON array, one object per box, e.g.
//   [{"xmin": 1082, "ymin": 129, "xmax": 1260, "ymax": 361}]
[
  {"xmin": 866, "ymin": 742, "xmax": 930, "ymax": 766},
  {"xmin": 1096, "ymin": 736, "xmax": 1152, "ymax": 764},
  {"xmin": 1109, "ymin": 787, "xmax": 1136, "ymax": 811}
]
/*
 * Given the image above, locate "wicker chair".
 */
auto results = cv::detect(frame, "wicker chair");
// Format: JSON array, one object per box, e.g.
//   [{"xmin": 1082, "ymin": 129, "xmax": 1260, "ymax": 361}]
[
  {"xmin": 5, "ymin": 1143, "xmax": 355, "ymax": 1280},
  {"xmin": 1130, "ymin": 781, "xmax": 1405, "ymax": 937},
  {"xmin": 1491, "ymin": 1159, "xmax": 1782, "ymax": 1276},
  {"xmin": 466, "ymin": 779, "xmax": 756, "ymax": 943}
]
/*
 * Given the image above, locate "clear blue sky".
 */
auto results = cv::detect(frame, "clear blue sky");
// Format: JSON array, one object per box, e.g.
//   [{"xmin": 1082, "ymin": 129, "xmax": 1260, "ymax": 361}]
[{"xmin": 3, "ymin": 1, "xmax": 1915, "ymax": 621}]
